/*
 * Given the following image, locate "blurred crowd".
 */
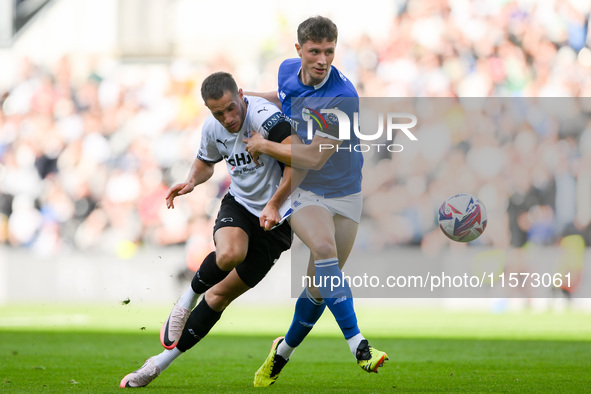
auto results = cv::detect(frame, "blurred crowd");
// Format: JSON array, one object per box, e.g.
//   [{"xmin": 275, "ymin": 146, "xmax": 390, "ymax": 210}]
[
  {"xmin": 0, "ymin": 58, "xmax": 224, "ymax": 260},
  {"xmin": 1, "ymin": 0, "xmax": 591, "ymax": 263},
  {"xmin": 359, "ymin": 97, "xmax": 591, "ymax": 253}
]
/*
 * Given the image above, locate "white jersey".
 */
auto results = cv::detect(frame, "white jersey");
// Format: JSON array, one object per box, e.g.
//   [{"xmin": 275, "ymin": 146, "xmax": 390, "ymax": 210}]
[{"xmin": 197, "ymin": 96, "xmax": 289, "ymax": 217}]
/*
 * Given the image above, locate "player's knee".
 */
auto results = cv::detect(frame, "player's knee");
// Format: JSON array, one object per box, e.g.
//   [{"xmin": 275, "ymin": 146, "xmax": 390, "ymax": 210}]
[
  {"xmin": 310, "ymin": 241, "xmax": 337, "ymax": 261},
  {"xmin": 215, "ymin": 248, "xmax": 246, "ymax": 271},
  {"xmin": 306, "ymin": 286, "xmax": 323, "ymax": 301}
]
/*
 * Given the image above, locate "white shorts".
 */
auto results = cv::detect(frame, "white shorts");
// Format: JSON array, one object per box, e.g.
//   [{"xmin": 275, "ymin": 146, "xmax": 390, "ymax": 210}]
[{"xmin": 291, "ymin": 188, "xmax": 363, "ymax": 223}]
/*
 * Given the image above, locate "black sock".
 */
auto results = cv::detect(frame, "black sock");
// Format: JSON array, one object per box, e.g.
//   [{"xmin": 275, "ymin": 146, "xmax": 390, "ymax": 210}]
[
  {"xmin": 191, "ymin": 251, "xmax": 230, "ymax": 294},
  {"xmin": 176, "ymin": 298, "xmax": 223, "ymax": 352}
]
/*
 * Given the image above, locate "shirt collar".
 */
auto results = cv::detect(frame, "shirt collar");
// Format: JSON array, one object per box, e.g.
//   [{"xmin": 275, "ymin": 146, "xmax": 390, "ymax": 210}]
[{"xmin": 298, "ymin": 66, "xmax": 332, "ymax": 90}]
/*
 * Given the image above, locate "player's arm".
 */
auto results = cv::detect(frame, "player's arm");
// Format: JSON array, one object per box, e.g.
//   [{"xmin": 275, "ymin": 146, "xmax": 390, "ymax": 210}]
[
  {"xmin": 245, "ymin": 133, "xmax": 339, "ymax": 170},
  {"xmin": 259, "ymin": 135, "xmax": 298, "ymax": 230},
  {"xmin": 246, "ymin": 96, "xmax": 351, "ymax": 170},
  {"xmin": 243, "ymin": 90, "xmax": 282, "ymax": 109},
  {"xmin": 269, "ymin": 156, "xmax": 308, "ymax": 219},
  {"xmin": 256, "ymin": 113, "xmax": 305, "ymax": 229},
  {"xmin": 165, "ymin": 158, "xmax": 214, "ymax": 209}
]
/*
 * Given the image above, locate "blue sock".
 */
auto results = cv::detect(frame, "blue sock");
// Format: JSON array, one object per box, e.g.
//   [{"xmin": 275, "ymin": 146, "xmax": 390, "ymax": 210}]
[
  {"xmin": 284, "ymin": 288, "xmax": 326, "ymax": 347},
  {"xmin": 314, "ymin": 258, "xmax": 360, "ymax": 340}
]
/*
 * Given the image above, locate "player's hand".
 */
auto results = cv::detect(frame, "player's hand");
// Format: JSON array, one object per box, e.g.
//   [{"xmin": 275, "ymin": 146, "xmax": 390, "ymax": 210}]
[
  {"xmin": 165, "ymin": 182, "xmax": 194, "ymax": 209},
  {"xmin": 260, "ymin": 202, "xmax": 281, "ymax": 231},
  {"xmin": 244, "ymin": 132, "xmax": 266, "ymax": 163}
]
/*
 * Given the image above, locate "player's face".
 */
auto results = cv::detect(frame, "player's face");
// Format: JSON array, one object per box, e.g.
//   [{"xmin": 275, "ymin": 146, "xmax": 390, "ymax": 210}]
[
  {"xmin": 205, "ymin": 89, "xmax": 246, "ymax": 133},
  {"xmin": 296, "ymin": 39, "xmax": 336, "ymax": 86}
]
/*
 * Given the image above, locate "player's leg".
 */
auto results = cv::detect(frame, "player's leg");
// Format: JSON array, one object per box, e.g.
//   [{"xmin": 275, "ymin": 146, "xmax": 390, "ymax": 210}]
[
  {"xmin": 275, "ymin": 206, "xmax": 344, "ymax": 358},
  {"xmin": 121, "ymin": 270, "xmax": 251, "ymax": 388},
  {"xmin": 171, "ymin": 204, "xmax": 289, "ymax": 358},
  {"xmin": 189, "ymin": 225, "xmax": 250, "ymax": 295},
  {"xmin": 278, "ymin": 213, "xmax": 358, "ymax": 356},
  {"xmin": 284, "ymin": 205, "xmax": 387, "ymax": 373},
  {"xmin": 274, "ymin": 255, "xmax": 325, "ymax": 361},
  {"xmin": 161, "ymin": 194, "xmax": 251, "ymax": 349},
  {"xmin": 289, "ymin": 205, "xmax": 360, "ymax": 338},
  {"xmin": 333, "ymin": 213, "xmax": 359, "ymax": 268},
  {"xmin": 160, "ymin": 226, "xmax": 248, "ymax": 348},
  {"xmin": 175, "ymin": 269, "xmax": 251, "ymax": 351},
  {"xmin": 326, "ymin": 214, "xmax": 365, "ymax": 351},
  {"xmin": 175, "ymin": 229, "xmax": 285, "ymax": 354},
  {"xmin": 123, "ymin": 217, "xmax": 289, "ymax": 390},
  {"xmin": 292, "ymin": 204, "xmax": 338, "ymax": 260},
  {"xmin": 256, "ymin": 206, "xmax": 342, "ymax": 387},
  {"xmin": 303, "ymin": 213, "xmax": 357, "ymax": 299},
  {"xmin": 331, "ymin": 214, "xmax": 388, "ymax": 372}
]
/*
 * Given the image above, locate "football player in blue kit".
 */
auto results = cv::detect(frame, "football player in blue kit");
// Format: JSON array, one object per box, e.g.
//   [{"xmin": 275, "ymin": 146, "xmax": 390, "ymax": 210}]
[
  {"xmin": 245, "ymin": 16, "xmax": 388, "ymax": 387},
  {"xmin": 121, "ymin": 72, "xmax": 295, "ymax": 388}
]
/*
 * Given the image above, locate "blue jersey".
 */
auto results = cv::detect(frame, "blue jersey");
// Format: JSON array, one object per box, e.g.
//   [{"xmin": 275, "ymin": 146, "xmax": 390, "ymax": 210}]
[{"xmin": 277, "ymin": 58, "xmax": 363, "ymax": 198}]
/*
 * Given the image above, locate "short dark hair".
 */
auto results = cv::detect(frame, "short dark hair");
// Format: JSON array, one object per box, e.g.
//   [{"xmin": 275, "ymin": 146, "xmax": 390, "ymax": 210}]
[
  {"xmin": 297, "ymin": 16, "xmax": 338, "ymax": 46},
  {"xmin": 201, "ymin": 72, "xmax": 239, "ymax": 101}
]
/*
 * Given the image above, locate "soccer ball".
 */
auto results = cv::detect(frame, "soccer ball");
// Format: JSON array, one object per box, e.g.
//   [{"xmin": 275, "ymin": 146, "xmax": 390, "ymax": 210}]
[{"xmin": 438, "ymin": 193, "xmax": 487, "ymax": 242}]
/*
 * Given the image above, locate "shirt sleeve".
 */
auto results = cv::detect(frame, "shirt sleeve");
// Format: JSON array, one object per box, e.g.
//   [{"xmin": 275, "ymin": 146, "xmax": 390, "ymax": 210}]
[
  {"xmin": 250, "ymin": 101, "xmax": 288, "ymax": 140},
  {"xmin": 196, "ymin": 118, "xmax": 223, "ymax": 164}
]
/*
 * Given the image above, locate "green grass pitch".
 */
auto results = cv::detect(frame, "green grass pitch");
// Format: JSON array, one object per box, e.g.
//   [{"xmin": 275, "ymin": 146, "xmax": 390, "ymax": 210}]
[{"xmin": 1, "ymin": 303, "xmax": 590, "ymax": 392}]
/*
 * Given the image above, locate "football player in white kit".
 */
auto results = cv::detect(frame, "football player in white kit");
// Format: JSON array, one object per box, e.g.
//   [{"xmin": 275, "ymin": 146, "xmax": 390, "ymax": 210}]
[{"xmin": 121, "ymin": 72, "xmax": 294, "ymax": 388}]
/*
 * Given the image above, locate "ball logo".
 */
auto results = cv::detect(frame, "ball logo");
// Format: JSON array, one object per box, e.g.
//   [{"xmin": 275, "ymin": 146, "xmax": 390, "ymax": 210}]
[
  {"xmin": 452, "ymin": 203, "xmax": 483, "ymax": 239},
  {"xmin": 438, "ymin": 193, "xmax": 487, "ymax": 243}
]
